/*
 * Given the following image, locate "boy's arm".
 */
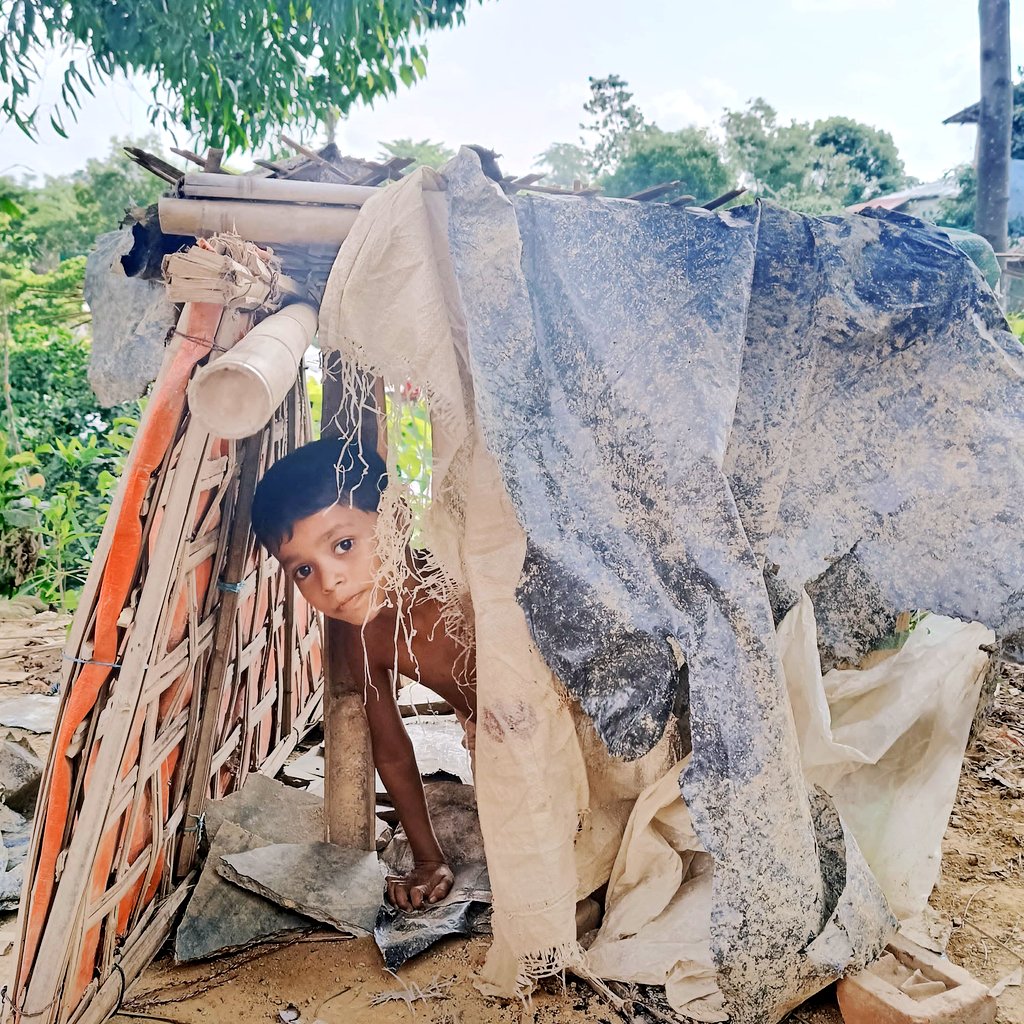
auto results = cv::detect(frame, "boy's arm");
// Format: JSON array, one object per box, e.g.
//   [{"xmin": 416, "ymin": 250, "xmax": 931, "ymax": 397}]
[{"xmin": 363, "ymin": 669, "xmax": 454, "ymax": 909}]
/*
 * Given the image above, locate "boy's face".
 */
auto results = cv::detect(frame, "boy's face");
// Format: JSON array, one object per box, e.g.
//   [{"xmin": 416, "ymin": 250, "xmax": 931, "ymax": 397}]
[{"xmin": 275, "ymin": 503, "xmax": 383, "ymax": 626}]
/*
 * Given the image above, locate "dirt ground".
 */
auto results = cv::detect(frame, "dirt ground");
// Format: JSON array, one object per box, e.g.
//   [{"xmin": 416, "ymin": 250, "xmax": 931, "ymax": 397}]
[{"xmin": 1, "ymin": 611, "xmax": 1021, "ymax": 1023}]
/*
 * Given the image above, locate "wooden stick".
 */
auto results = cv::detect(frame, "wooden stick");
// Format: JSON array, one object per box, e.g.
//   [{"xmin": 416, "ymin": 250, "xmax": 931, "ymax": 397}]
[
  {"xmin": 280, "ymin": 135, "xmax": 353, "ymax": 182},
  {"xmin": 320, "ymin": 353, "xmax": 378, "ymax": 851},
  {"xmin": 187, "ymin": 302, "xmax": 318, "ymax": 440},
  {"xmin": 171, "ymin": 146, "xmax": 208, "ymax": 169},
  {"xmin": 203, "ymin": 148, "xmax": 225, "ymax": 173},
  {"xmin": 158, "ymin": 198, "xmax": 359, "ymax": 245},
  {"xmin": 124, "ymin": 147, "xmax": 185, "ymax": 185},
  {"xmin": 181, "ymin": 172, "xmax": 377, "ymax": 207},
  {"xmin": 703, "ymin": 187, "xmax": 747, "ymax": 211},
  {"xmin": 625, "ymin": 180, "xmax": 682, "ymax": 201}
]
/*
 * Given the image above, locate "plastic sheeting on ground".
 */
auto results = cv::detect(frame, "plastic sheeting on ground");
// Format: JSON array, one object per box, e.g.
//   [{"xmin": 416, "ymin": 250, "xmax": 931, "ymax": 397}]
[
  {"xmin": 320, "ymin": 149, "xmax": 1022, "ymax": 1023},
  {"xmin": 779, "ymin": 595, "xmax": 993, "ymax": 918},
  {"xmin": 587, "ymin": 602, "xmax": 992, "ymax": 1020}
]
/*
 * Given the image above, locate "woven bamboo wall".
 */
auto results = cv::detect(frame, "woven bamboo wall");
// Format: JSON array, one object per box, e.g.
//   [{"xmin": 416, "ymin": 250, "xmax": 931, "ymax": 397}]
[{"xmin": 11, "ymin": 301, "xmax": 323, "ymax": 1024}]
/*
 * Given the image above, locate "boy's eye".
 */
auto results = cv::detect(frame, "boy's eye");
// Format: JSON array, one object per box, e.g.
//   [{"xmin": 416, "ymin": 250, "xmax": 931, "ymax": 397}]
[
  {"xmin": 335, "ymin": 538, "xmax": 353, "ymax": 554},
  {"xmin": 293, "ymin": 564, "xmax": 312, "ymax": 581}
]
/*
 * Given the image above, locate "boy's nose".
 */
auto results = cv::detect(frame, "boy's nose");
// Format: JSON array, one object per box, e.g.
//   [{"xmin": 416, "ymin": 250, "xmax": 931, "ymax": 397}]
[{"xmin": 322, "ymin": 568, "xmax": 345, "ymax": 592}]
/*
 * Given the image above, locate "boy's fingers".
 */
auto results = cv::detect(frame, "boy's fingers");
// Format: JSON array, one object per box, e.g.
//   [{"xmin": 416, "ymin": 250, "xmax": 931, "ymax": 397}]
[
  {"xmin": 389, "ymin": 880, "xmax": 412, "ymax": 911},
  {"xmin": 410, "ymin": 884, "xmax": 428, "ymax": 909},
  {"xmin": 428, "ymin": 879, "xmax": 450, "ymax": 904}
]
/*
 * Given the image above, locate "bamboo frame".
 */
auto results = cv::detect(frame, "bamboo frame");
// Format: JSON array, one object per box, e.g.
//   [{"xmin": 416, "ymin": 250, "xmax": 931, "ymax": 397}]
[{"xmin": 13, "ymin": 287, "xmax": 323, "ymax": 1024}]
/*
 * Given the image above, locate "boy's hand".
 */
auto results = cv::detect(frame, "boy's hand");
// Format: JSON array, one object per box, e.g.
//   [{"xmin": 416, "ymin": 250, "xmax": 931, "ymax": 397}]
[{"xmin": 385, "ymin": 861, "xmax": 455, "ymax": 911}]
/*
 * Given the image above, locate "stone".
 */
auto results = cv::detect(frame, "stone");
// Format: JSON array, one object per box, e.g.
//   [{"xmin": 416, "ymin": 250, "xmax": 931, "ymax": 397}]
[
  {"xmin": 202, "ymin": 772, "xmax": 324, "ymax": 846},
  {"xmin": 0, "ymin": 694, "xmax": 59, "ymax": 733},
  {"xmin": 0, "ymin": 739, "xmax": 43, "ymax": 814},
  {"xmin": 174, "ymin": 822, "xmax": 311, "ymax": 962},
  {"xmin": 218, "ymin": 842, "xmax": 382, "ymax": 936},
  {"xmin": 0, "ymin": 863, "xmax": 23, "ymax": 913},
  {"xmin": 382, "ymin": 782, "xmax": 484, "ymax": 874},
  {"xmin": 84, "ymin": 228, "xmax": 177, "ymax": 407},
  {"xmin": 837, "ymin": 935, "xmax": 997, "ymax": 1024},
  {"xmin": 175, "ymin": 776, "xmax": 326, "ymax": 962}
]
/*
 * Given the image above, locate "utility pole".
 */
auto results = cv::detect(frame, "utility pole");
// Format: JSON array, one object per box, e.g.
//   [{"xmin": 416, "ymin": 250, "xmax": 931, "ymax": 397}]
[{"xmin": 976, "ymin": 0, "xmax": 1012, "ymax": 254}]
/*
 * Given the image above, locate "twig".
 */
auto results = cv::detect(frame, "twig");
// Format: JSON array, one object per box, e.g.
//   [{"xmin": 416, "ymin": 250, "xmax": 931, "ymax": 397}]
[
  {"xmin": 312, "ymin": 984, "xmax": 351, "ymax": 1018},
  {"xmin": 960, "ymin": 919, "xmax": 1024, "ymax": 962},
  {"xmin": 962, "ymin": 883, "xmax": 991, "ymax": 921},
  {"xmin": 575, "ymin": 972, "xmax": 631, "ymax": 1015},
  {"xmin": 369, "ymin": 974, "xmax": 454, "ymax": 1010},
  {"xmin": 116, "ymin": 1012, "xmax": 186, "ymax": 1024}
]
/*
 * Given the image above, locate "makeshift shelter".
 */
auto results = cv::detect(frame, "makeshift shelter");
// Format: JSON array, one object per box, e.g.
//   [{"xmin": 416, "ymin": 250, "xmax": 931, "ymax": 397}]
[{"xmin": 11, "ymin": 144, "xmax": 1024, "ymax": 1024}]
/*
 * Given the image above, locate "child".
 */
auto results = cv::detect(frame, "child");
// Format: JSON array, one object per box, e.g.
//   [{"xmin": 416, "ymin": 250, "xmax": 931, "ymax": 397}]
[{"xmin": 251, "ymin": 437, "xmax": 475, "ymax": 911}]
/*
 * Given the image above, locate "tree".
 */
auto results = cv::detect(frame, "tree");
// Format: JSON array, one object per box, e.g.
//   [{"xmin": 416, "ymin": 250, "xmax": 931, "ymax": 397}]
[
  {"xmin": 0, "ymin": 0, "xmax": 480, "ymax": 152},
  {"xmin": 811, "ymin": 116, "xmax": 908, "ymax": 205},
  {"xmin": 17, "ymin": 137, "xmax": 168, "ymax": 269},
  {"xmin": 601, "ymin": 129, "xmax": 731, "ymax": 204},
  {"xmin": 1013, "ymin": 77, "xmax": 1024, "ymax": 159},
  {"xmin": 937, "ymin": 164, "xmax": 978, "ymax": 229},
  {"xmin": 976, "ymin": 0, "xmax": 1012, "ymax": 251},
  {"xmin": 534, "ymin": 142, "xmax": 592, "ymax": 188},
  {"xmin": 723, "ymin": 99, "xmax": 822, "ymax": 197},
  {"xmin": 723, "ymin": 99, "xmax": 909, "ymax": 212},
  {"xmin": 580, "ymin": 74, "xmax": 650, "ymax": 177},
  {"xmin": 378, "ymin": 138, "xmax": 455, "ymax": 170}
]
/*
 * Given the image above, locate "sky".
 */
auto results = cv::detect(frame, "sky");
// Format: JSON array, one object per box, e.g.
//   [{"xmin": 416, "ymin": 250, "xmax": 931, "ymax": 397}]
[{"xmin": 1, "ymin": 0, "xmax": 1020, "ymax": 185}]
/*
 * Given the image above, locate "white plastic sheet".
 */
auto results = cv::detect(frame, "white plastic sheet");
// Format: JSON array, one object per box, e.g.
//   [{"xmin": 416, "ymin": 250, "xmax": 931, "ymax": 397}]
[
  {"xmin": 587, "ymin": 595, "xmax": 990, "ymax": 1018},
  {"xmin": 779, "ymin": 593, "xmax": 992, "ymax": 917}
]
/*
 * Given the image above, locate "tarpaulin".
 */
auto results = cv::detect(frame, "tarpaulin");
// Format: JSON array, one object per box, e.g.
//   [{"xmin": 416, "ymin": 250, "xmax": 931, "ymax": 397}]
[{"xmin": 320, "ymin": 149, "xmax": 1023, "ymax": 1023}]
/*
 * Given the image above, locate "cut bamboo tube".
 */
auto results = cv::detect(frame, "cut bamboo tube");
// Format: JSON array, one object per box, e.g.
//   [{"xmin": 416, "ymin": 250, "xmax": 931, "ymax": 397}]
[
  {"xmin": 159, "ymin": 197, "xmax": 360, "ymax": 245},
  {"xmin": 182, "ymin": 171, "xmax": 377, "ymax": 207},
  {"xmin": 187, "ymin": 303, "xmax": 318, "ymax": 439}
]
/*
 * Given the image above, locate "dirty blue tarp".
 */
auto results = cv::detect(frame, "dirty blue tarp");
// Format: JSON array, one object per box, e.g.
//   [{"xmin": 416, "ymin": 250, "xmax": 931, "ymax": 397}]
[{"xmin": 444, "ymin": 151, "xmax": 1023, "ymax": 1023}]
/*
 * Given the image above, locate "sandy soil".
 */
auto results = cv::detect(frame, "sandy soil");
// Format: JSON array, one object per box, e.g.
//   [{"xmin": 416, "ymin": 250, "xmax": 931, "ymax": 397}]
[{"xmin": 929, "ymin": 662, "xmax": 1024, "ymax": 1024}]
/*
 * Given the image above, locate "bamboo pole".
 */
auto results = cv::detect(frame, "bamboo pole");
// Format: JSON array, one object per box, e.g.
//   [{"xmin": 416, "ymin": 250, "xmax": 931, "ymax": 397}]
[
  {"xmin": 320, "ymin": 352, "xmax": 378, "ymax": 852},
  {"xmin": 182, "ymin": 172, "xmax": 377, "ymax": 207},
  {"xmin": 187, "ymin": 303, "xmax": 318, "ymax": 439},
  {"xmin": 158, "ymin": 198, "xmax": 359, "ymax": 245}
]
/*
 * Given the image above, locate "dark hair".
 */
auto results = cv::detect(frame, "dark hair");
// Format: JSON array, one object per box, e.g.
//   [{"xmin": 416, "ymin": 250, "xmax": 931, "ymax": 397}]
[{"xmin": 251, "ymin": 437, "xmax": 388, "ymax": 551}]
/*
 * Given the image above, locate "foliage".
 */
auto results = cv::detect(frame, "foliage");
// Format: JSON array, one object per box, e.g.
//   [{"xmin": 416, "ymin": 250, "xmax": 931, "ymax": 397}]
[
  {"xmin": 0, "ymin": 154, "xmax": 142, "ymax": 609},
  {"xmin": 2, "ymin": 137, "xmax": 166, "ymax": 270},
  {"xmin": 723, "ymin": 99, "xmax": 821, "ymax": 197},
  {"xmin": 936, "ymin": 164, "xmax": 977, "ymax": 230},
  {"xmin": 0, "ymin": 0, "xmax": 480, "ymax": 152},
  {"xmin": 580, "ymin": 74, "xmax": 650, "ymax": 178},
  {"xmin": 306, "ymin": 374, "xmax": 323, "ymax": 438},
  {"xmin": 811, "ymin": 116, "xmax": 908, "ymax": 206},
  {"xmin": 1008, "ymin": 312, "xmax": 1024, "ymax": 342},
  {"xmin": 722, "ymin": 98, "xmax": 909, "ymax": 212},
  {"xmin": 0, "ymin": 430, "xmax": 39, "ymax": 592},
  {"xmin": 600, "ymin": 128, "xmax": 731, "ymax": 204},
  {"xmin": 1014, "ymin": 78, "xmax": 1024, "ymax": 160},
  {"xmin": 392, "ymin": 394, "xmax": 432, "ymax": 539},
  {"xmin": 379, "ymin": 138, "xmax": 455, "ymax": 170},
  {"xmin": 533, "ymin": 142, "xmax": 592, "ymax": 188}
]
